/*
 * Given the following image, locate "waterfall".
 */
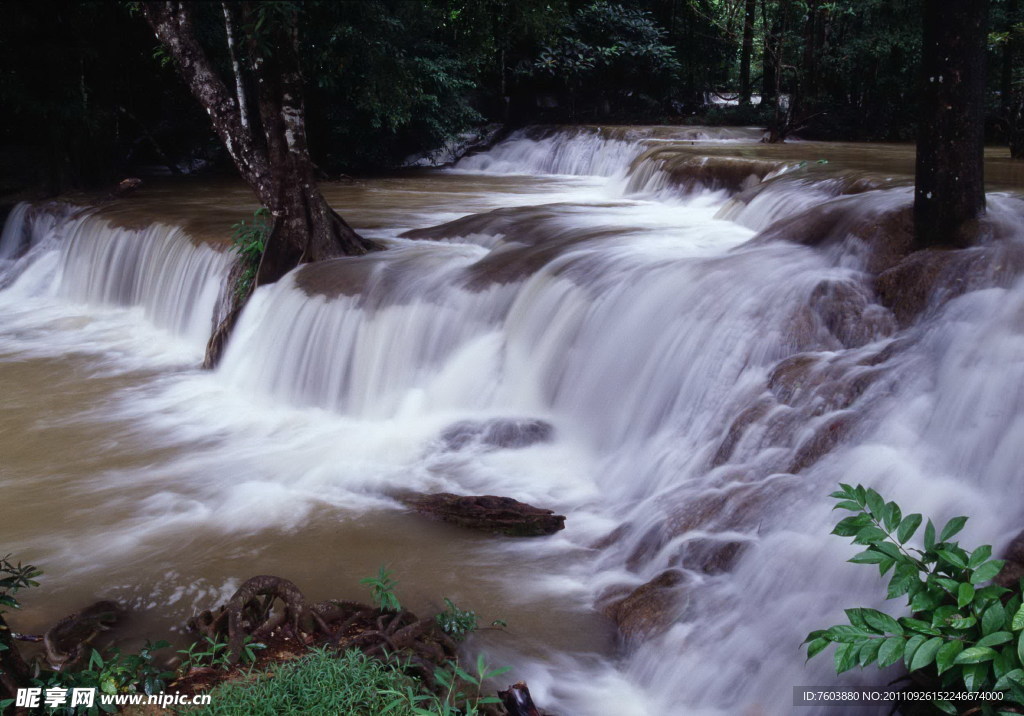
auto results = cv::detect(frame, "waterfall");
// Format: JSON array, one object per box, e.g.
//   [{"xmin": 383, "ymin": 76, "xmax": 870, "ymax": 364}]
[
  {"xmin": 0, "ymin": 201, "xmax": 232, "ymax": 351},
  {"xmin": 4, "ymin": 127, "xmax": 1024, "ymax": 715}
]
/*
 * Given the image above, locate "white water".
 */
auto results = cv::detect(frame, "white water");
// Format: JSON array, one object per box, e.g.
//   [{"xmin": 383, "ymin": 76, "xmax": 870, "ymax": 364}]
[{"xmin": 3, "ymin": 128, "xmax": 1024, "ymax": 715}]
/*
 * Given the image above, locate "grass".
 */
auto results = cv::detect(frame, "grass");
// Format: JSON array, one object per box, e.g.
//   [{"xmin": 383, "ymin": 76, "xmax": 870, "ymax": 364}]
[{"xmin": 185, "ymin": 647, "xmax": 422, "ymax": 716}]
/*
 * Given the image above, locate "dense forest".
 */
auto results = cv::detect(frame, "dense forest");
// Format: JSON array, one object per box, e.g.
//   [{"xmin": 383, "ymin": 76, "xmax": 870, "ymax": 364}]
[{"xmin": 1, "ymin": 0, "xmax": 1021, "ymax": 198}]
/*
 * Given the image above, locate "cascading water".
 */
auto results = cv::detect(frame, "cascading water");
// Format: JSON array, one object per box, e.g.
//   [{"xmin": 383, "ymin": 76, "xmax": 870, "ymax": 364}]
[{"xmin": 2, "ymin": 126, "xmax": 1023, "ymax": 715}]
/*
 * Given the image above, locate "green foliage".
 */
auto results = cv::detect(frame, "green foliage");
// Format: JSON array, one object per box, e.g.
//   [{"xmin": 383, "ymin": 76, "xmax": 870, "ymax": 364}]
[
  {"xmin": 230, "ymin": 207, "xmax": 270, "ymax": 299},
  {"xmin": 435, "ymin": 598, "xmax": 478, "ymax": 643},
  {"xmin": 382, "ymin": 653, "xmax": 510, "ymax": 716},
  {"xmin": 526, "ymin": 1, "xmax": 678, "ymax": 118},
  {"xmin": 30, "ymin": 641, "xmax": 175, "ymax": 715},
  {"xmin": 806, "ymin": 484, "xmax": 1024, "ymax": 714},
  {"xmin": 178, "ymin": 634, "xmax": 263, "ymax": 672},
  {"xmin": 188, "ymin": 647, "xmax": 505, "ymax": 716},
  {"xmin": 361, "ymin": 565, "xmax": 402, "ymax": 612},
  {"xmin": 303, "ymin": 1, "xmax": 482, "ymax": 172},
  {"xmin": 0, "ymin": 554, "xmax": 41, "ymax": 613}
]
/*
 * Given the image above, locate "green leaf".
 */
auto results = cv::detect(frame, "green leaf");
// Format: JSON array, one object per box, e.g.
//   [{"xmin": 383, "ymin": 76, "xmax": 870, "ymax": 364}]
[
  {"xmin": 854, "ymin": 526, "xmax": 888, "ymax": 545},
  {"xmin": 884, "ymin": 502, "xmax": 902, "ymax": 532},
  {"xmin": 897, "ymin": 514, "xmax": 923, "ymax": 544},
  {"xmin": 911, "ymin": 589, "xmax": 943, "ymax": 613},
  {"xmin": 910, "ymin": 636, "xmax": 944, "ymax": 672},
  {"xmin": 833, "ymin": 514, "xmax": 872, "ymax": 537},
  {"xmin": 974, "ymin": 632, "xmax": 1013, "ymax": 648},
  {"xmin": 962, "ymin": 662, "xmax": 988, "ymax": 692},
  {"xmin": 1011, "ymin": 603, "xmax": 1024, "ymax": 632},
  {"xmin": 806, "ymin": 637, "xmax": 830, "ymax": 660},
  {"xmin": 936, "ymin": 640, "xmax": 964, "ymax": 674},
  {"xmin": 939, "ymin": 516, "xmax": 968, "ymax": 542},
  {"xmin": 873, "ymin": 541, "xmax": 903, "ymax": 561},
  {"xmin": 833, "ymin": 500, "xmax": 862, "ymax": 512},
  {"xmin": 958, "ymin": 583, "xmax": 976, "ymax": 608},
  {"xmin": 845, "ymin": 608, "xmax": 870, "ymax": 631},
  {"xmin": 971, "ymin": 560, "xmax": 1006, "ymax": 585},
  {"xmin": 925, "ymin": 519, "xmax": 937, "ymax": 551},
  {"xmin": 877, "ymin": 636, "xmax": 905, "ymax": 668},
  {"xmin": 983, "ymin": 603, "xmax": 1007, "ymax": 636},
  {"xmin": 932, "ymin": 701, "xmax": 957, "ymax": 715},
  {"xmin": 849, "ymin": 550, "xmax": 887, "ymax": 565},
  {"xmin": 1019, "ymin": 629, "xmax": 1024, "ymax": 666},
  {"xmin": 901, "ymin": 617, "xmax": 941, "ymax": 636},
  {"xmin": 994, "ymin": 668, "xmax": 1024, "ymax": 691},
  {"xmin": 863, "ymin": 609, "xmax": 903, "ymax": 636},
  {"xmin": 835, "ymin": 641, "xmax": 859, "ymax": 674},
  {"xmin": 969, "ymin": 545, "xmax": 993, "ymax": 569},
  {"xmin": 937, "ymin": 549, "xmax": 967, "ymax": 569},
  {"xmin": 954, "ymin": 646, "xmax": 998, "ymax": 664},
  {"xmin": 858, "ymin": 638, "xmax": 883, "ymax": 666},
  {"xmin": 904, "ymin": 634, "xmax": 927, "ymax": 669},
  {"xmin": 949, "ymin": 615, "xmax": 977, "ymax": 631},
  {"xmin": 865, "ymin": 489, "xmax": 886, "ymax": 520}
]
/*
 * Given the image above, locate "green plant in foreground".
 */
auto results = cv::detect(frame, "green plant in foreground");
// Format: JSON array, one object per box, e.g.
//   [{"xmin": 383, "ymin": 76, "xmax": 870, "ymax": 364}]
[
  {"xmin": 230, "ymin": 207, "xmax": 270, "ymax": 299},
  {"xmin": 806, "ymin": 483, "xmax": 1024, "ymax": 715},
  {"xmin": 188, "ymin": 647, "xmax": 506, "ymax": 716},
  {"xmin": 361, "ymin": 565, "xmax": 402, "ymax": 612},
  {"xmin": 435, "ymin": 598, "xmax": 477, "ymax": 642}
]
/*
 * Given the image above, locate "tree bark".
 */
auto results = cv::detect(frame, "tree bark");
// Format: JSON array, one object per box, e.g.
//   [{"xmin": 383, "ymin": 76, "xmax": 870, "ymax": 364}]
[
  {"xmin": 739, "ymin": 0, "xmax": 756, "ymax": 105},
  {"xmin": 914, "ymin": 0, "xmax": 989, "ymax": 248},
  {"xmin": 140, "ymin": 2, "xmax": 379, "ymax": 365}
]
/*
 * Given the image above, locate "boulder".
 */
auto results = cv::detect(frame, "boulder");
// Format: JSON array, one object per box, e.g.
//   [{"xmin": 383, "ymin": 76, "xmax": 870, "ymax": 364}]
[
  {"xmin": 997, "ymin": 529, "xmax": 1024, "ymax": 588},
  {"xmin": 602, "ymin": 570, "xmax": 686, "ymax": 642},
  {"xmin": 402, "ymin": 493, "xmax": 565, "ymax": 537}
]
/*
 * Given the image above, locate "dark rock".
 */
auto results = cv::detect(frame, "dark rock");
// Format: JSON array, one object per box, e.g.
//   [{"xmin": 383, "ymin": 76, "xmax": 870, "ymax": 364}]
[
  {"xmin": 440, "ymin": 418, "xmax": 553, "ymax": 452},
  {"xmin": 996, "ymin": 529, "xmax": 1024, "ymax": 588},
  {"xmin": 402, "ymin": 493, "xmax": 565, "ymax": 537},
  {"xmin": 602, "ymin": 569, "xmax": 687, "ymax": 642},
  {"xmin": 677, "ymin": 538, "xmax": 749, "ymax": 575}
]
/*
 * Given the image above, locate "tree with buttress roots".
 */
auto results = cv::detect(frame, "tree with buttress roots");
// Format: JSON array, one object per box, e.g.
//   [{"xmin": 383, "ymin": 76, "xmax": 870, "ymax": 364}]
[{"xmin": 140, "ymin": 2, "xmax": 380, "ymax": 365}]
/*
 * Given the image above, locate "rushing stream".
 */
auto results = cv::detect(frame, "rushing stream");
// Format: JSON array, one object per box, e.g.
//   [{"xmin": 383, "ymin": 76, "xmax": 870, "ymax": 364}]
[{"xmin": 2, "ymin": 126, "xmax": 1024, "ymax": 715}]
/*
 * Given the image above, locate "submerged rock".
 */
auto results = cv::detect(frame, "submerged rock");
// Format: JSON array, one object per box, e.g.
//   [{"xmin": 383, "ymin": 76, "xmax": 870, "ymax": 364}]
[
  {"xmin": 401, "ymin": 493, "xmax": 565, "ymax": 537},
  {"xmin": 602, "ymin": 569, "xmax": 687, "ymax": 642},
  {"xmin": 439, "ymin": 418, "xmax": 553, "ymax": 452}
]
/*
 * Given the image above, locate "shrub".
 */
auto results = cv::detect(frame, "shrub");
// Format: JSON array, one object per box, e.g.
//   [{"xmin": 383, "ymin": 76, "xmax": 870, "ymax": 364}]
[{"xmin": 805, "ymin": 484, "xmax": 1024, "ymax": 715}]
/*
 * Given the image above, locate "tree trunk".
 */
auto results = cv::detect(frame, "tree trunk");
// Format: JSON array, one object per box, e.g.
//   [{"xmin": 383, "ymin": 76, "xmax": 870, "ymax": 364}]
[
  {"xmin": 914, "ymin": 0, "xmax": 989, "ymax": 248},
  {"xmin": 739, "ymin": 0, "xmax": 756, "ymax": 105},
  {"xmin": 141, "ymin": 2, "xmax": 379, "ymax": 366}
]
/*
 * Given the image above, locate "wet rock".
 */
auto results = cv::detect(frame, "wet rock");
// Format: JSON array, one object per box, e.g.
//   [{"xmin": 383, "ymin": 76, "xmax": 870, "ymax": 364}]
[
  {"xmin": 996, "ymin": 529, "xmax": 1024, "ymax": 588},
  {"xmin": 401, "ymin": 493, "xmax": 565, "ymax": 537},
  {"xmin": 440, "ymin": 418, "xmax": 553, "ymax": 451},
  {"xmin": 602, "ymin": 570, "xmax": 687, "ymax": 642},
  {"xmin": 710, "ymin": 398, "xmax": 773, "ymax": 467},
  {"xmin": 875, "ymin": 242, "xmax": 1024, "ymax": 327},
  {"xmin": 677, "ymin": 538, "xmax": 750, "ymax": 576},
  {"xmin": 809, "ymin": 279, "xmax": 896, "ymax": 349},
  {"xmin": 768, "ymin": 354, "xmax": 822, "ymax": 406},
  {"xmin": 789, "ymin": 413, "xmax": 855, "ymax": 474}
]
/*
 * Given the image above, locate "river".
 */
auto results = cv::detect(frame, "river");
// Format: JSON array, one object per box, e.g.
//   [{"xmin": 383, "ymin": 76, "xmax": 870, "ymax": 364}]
[{"xmin": 2, "ymin": 126, "xmax": 1023, "ymax": 715}]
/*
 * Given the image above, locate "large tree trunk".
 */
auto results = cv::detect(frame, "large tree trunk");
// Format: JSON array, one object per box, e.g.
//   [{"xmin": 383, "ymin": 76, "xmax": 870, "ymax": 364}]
[
  {"xmin": 739, "ymin": 0, "xmax": 756, "ymax": 105},
  {"xmin": 141, "ymin": 2, "xmax": 379, "ymax": 365},
  {"xmin": 761, "ymin": 0, "xmax": 780, "ymax": 107},
  {"xmin": 914, "ymin": 0, "xmax": 989, "ymax": 248}
]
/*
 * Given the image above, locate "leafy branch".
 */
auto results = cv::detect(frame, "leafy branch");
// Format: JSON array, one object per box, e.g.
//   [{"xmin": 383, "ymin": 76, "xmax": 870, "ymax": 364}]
[{"xmin": 805, "ymin": 484, "xmax": 1024, "ymax": 715}]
